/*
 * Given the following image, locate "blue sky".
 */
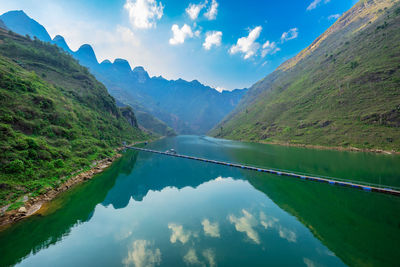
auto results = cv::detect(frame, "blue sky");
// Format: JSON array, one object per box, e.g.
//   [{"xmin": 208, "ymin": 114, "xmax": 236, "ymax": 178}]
[{"xmin": 0, "ymin": 0, "xmax": 357, "ymax": 90}]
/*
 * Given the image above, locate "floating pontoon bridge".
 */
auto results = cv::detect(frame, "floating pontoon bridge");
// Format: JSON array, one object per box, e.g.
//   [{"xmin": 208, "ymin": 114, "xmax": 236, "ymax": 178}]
[{"xmin": 126, "ymin": 146, "xmax": 400, "ymax": 196}]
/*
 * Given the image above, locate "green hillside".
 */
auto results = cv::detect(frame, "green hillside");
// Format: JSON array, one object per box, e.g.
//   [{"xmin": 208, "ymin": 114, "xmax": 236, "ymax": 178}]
[
  {"xmin": 0, "ymin": 29, "xmax": 147, "ymax": 208},
  {"xmin": 211, "ymin": 0, "xmax": 400, "ymax": 152}
]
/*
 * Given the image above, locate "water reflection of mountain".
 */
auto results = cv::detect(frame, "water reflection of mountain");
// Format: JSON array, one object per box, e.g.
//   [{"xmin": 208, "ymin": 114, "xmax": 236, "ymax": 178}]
[
  {"xmin": 0, "ymin": 148, "xmax": 241, "ymax": 266},
  {"xmin": 102, "ymin": 150, "xmax": 242, "ymax": 209},
  {"xmin": 244, "ymin": 172, "xmax": 400, "ymax": 266},
  {"xmin": 0, "ymin": 154, "xmax": 129, "ymax": 267}
]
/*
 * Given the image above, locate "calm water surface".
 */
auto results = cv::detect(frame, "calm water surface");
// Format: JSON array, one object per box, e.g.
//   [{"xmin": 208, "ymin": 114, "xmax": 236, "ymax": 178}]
[{"xmin": 1, "ymin": 135, "xmax": 400, "ymax": 266}]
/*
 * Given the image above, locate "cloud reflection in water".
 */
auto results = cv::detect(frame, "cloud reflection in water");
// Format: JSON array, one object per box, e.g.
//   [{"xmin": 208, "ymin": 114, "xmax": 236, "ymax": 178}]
[{"xmin": 123, "ymin": 239, "xmax": 161, "ymax": 267}]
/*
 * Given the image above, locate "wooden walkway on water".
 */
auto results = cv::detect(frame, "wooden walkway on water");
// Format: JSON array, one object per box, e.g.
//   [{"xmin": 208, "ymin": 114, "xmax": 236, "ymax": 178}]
[{"xmin": 127, "ymin": 146, "xmax": 400, "ymax": 197}]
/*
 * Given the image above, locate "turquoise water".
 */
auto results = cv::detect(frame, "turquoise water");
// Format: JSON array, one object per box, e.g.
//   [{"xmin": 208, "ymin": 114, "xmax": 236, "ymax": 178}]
[{"xmin": 1, "ymin": 135, "xmax": 400, "ymax": 266}]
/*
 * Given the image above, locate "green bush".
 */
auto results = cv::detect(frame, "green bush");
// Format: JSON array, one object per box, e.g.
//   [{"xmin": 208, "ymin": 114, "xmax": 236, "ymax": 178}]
[
  {"xmin": 350, "ymin": 61, "xmax": 359, "ymax": 69},
  {"xmin": 27, "ymin": 138, "xmax": 39, "ymax": 149},
  {"xmin": 53, "ymin": 159, "xmax": 65, "ymax": 168},
  {"xmin": 7, "ymin": 159, "xmax": 24, "ymax": 173}
]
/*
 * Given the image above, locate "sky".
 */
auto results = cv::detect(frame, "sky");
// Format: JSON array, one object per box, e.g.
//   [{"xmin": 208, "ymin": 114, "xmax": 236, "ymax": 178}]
[{"xmin": 0, "ymin": 0, "xmax": 358, "ymax": 91}]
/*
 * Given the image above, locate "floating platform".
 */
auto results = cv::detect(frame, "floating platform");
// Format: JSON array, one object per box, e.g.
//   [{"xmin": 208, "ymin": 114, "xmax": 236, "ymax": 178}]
[{"xmin": 127, "ymin": 146, "xmax": 400, "ymax": 197}]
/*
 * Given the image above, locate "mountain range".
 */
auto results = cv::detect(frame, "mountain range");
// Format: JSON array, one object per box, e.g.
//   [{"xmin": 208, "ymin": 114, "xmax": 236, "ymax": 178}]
[
  {"xmin": 0, "ymin": 10, "xmax": 247, "ymax": 135},
  {"xmin": 211, "ymin": 0, "xmax": 400, "ymax": 152}
]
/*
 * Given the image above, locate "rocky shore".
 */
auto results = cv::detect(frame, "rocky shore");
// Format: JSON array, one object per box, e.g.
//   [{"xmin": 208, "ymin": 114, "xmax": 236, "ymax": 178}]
[{"xmin": 0, "ymin": 153, "xmax": 122, "ymax": 228}]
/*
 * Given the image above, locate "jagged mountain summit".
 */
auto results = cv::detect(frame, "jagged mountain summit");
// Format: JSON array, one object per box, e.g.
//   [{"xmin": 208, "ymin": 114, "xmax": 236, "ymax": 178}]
[
  {"xmin": 210, "ymin": 0, "xmax": 400, "ymax": 152},
  {"xmin": 0, "ymin": 10, "xmax": 247, "ymax": 135},
  {"xmin": 0, "ymin": 10, "xmax": 51, "ymax": 42}
]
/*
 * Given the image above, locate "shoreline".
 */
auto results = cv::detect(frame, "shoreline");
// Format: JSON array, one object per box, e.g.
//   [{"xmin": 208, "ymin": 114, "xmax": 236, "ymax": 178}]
[
  {"xmin": 214, "ymin": 136, "xmax": 399, "ymax": 155},
  {"xmin": 256, "ymin": 141, "xmax": 400, "ymax": 155},
  {"xmin": 0, "ymin": 140, "xmax": 152, "ymax": 229}
]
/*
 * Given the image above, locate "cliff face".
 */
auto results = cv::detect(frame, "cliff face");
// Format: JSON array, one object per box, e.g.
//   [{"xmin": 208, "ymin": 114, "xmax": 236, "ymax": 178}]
[{"xmin": 120, "ymin": 106, "xmax": 138, "ymax": 128}]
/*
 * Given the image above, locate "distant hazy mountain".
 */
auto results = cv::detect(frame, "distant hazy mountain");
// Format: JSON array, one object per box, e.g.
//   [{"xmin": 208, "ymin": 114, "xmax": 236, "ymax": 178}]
[
  {"xmin": 0, "ymin": 19, "xmax": 8, "ymax": 30},
  {"xmin": 0, "ymin": 10, "xmax": 51, "ymax": 42},
  {"xmin": 91, "ymin": 57, "xmax": 247, "ymax": 134},
  {"xmin": 0, "ymin": 10, "xmax": 247, "ymax": 135},
  {"xmin": 211, "ymin": 0, "xmax": 400, "ymax": 151},
  {"xmin": 69, "ymin": 43, "xmax": 247, "ymax": 134},
  {"xmin": 52, "ymin": 35, "xmax": 73, "ymax": 54}
]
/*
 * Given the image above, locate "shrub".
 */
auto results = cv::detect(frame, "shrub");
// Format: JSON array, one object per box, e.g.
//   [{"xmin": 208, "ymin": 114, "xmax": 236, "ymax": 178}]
[
  {"xmin": 350, "ymin": 61, "xmax": 359, "ymax": 69},
  {"xmin": 27, "ymin": 138, "xmax": 39, "ymax": 149},
  {"xmin": 28, "ymin": 149, "xmax": 38, "ymax": 159},
  {"xmin": 53, "ymin": 159, "xmax": 65, "ymax": 168},
  {"xmin": 38, "ymin": 150, "xmax": 52, "ymax": 161},
  {"xmin": 14, "ymin": 137, "xmax": 28, "ymax": 150},
  {"xmin": 7, "ymin": 159, "xmax": 24, "ymax": 173}
]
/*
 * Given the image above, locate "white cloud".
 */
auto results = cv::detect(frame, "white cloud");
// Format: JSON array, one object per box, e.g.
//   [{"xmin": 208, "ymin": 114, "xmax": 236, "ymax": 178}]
[
  {"xmin": 229, "ymin": 26, "xmax": 262, "ymax": 59},
  {"xmin": 203, "ymin": 31, "xmax": 222, "ymax": 50},
  {"xmin": 259, "ymin": 212, "xmax": 297, "ymax": 243},
  {"xmin": 183, "ymin": 248, "xmax": 217, "ymax": 267},
  {"xmin": 202, "ymin": 249, "xmax": 216, "ymax": 267},
  {"xmin": 204, "ymin": 0, "xmax": 218, "ymax": 20},
  {"xmin": 169, "ymin": 24, "xmax": 194, "ymax": 45},
  {"xmin": 124, "ymin": 0, "xmax": 164, "ymax": 29},
  {"xmin": 303, "ymin": 258, "xmax": 316, "ymax": 267},
  {"xmin": 201, "ymin": 219, "xmax": 220, "ymax": 237},
  {"xmin": 183, "ymin": 248, "xmax": 203, "ymax": 266},
  {"xmin": 259, "ymin": 211, "xmax": 278, "ymax": 229},
  {"xmin": 116, "ymin": 25, "xmax": 140, "ymax": 45},
  {"xmin": 261, "ymin": 41, "xmax": 280, "ymax": 57},
  {"xmin": 306, "ymin": 0, "xmax": 331, "ymax": 11},
  {"xmin": 278, "ymin": 226, "xmax": 297, "ymax": 243},
  {"xmin": 281, "ymin": 28, "xmax": 298, "ymax": 43},
  {"xmin": 168, "ymin": 223, "xmax": 192, "ymax": 244},
  {"xmin": 328, "ymin": 14, "xmax": 341, "ymax": 20},
  {"xmin": 186, "ymin": 1, "xmax": 207, "ymax": 20},
  {"xmin": 228, "ymin": 209, "xmax": 260, "ymax": 244},
  {"xmin": 123, "ymin": 240, "xmax": 161, "ymax": 267}
]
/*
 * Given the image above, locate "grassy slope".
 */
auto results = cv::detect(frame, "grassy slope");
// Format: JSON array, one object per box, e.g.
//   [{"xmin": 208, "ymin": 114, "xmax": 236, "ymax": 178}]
[
  {"xmin": 135, "ymin": 110, "xmax": 176, "ymax": 137},
  {"xmin": 211, "ymin": 0, "xmax": 400, "ymax": 152},
  {"xmin": 0, "ymin": 29, "xmax": 147, "ymax": 208}
]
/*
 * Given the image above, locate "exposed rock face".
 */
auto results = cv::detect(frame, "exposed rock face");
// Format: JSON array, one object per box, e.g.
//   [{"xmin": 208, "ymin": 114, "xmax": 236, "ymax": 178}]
[
  {"xmin": 18, "ymin": 207, "xmax": 26, "ymax": 213},
  {"xmin": 120, "ymin": 106, "xmax": 139, "ymax": 128}
]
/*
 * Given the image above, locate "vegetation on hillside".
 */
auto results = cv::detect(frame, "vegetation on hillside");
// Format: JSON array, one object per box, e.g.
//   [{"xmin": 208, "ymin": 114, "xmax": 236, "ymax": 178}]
[
  {"xmin": 0, "ymin": 29, "xmax": 147, "ymax": 208},
  {"xmin": 211, "ymin": 0, "xmax": 400, "ymax": 152}
]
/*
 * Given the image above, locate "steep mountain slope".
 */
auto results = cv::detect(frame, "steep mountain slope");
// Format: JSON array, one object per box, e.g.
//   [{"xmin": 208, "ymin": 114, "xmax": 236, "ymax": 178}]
[
  {"xmin": 1, "ymin": 10, "xmax": 174, "ymax": 136},
  {"xmin": 211, "ymin": 0, "xmax": 400, "ymax": 152},
  {"xmin": 0, "ymin": 29, "xmax": 147, "ymax": 207},
  {"xmin": 0, "ymin": 10, "xmax": 247, "ymax": 135},
  {"xmin": 115, "ymin": 99, "xmax": 175, "ymax": 137}
]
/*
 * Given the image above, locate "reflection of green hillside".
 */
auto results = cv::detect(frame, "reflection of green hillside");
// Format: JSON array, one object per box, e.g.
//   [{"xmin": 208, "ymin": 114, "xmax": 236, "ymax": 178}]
[
  {"xmin": 0, "ymin": 154, "xmax": 133, "ymax": 267},
  {"xmin": 245, "ymin": 172, "xmax": 400, "ymax": 266}
]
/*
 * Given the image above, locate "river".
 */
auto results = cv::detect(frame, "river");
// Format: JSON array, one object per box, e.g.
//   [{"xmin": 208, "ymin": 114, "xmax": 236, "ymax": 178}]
[{"xmin": 1, "ymin": 135, "xmax": 400, "ymax": 266}]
